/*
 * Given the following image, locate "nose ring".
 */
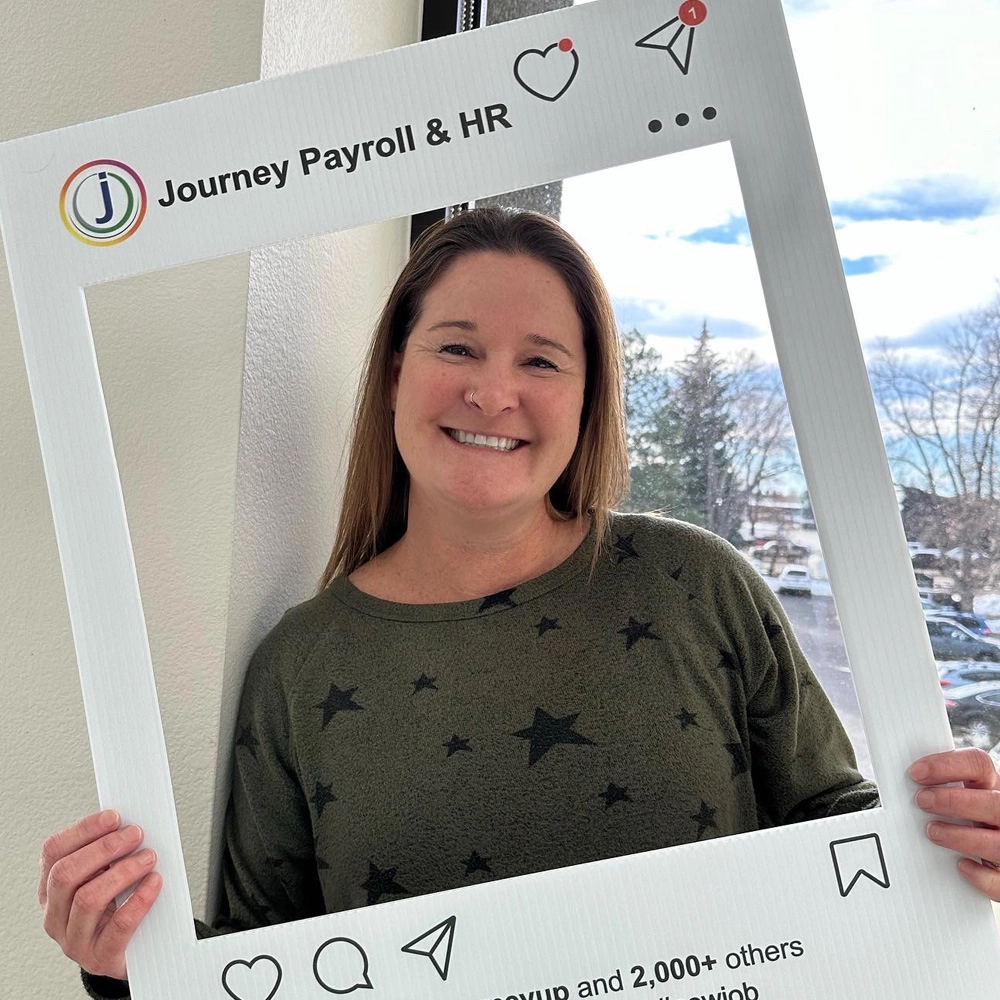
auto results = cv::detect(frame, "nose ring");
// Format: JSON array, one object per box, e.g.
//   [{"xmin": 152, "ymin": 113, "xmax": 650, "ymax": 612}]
[{"xmin": 469, "ymin": 389, "xmax": 479, "ymax": 407}]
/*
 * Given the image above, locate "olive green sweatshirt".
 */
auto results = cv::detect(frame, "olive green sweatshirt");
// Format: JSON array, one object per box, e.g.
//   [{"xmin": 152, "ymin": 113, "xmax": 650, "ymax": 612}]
[{"xmin": 83, "ymin": 512, "xmax": 877, "ymax": 998}]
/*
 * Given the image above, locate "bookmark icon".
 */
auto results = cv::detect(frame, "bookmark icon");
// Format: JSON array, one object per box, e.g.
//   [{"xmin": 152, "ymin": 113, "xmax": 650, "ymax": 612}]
[{"xmin": 830, "ymin": 833, "xmax": 890, "ymax": 897}]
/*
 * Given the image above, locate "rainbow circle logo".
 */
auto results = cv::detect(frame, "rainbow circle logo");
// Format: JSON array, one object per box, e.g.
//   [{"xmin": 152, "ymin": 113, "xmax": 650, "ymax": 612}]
[{"xmin": 60, "ymin": 159, "xmax": 147, "ymax": 246}]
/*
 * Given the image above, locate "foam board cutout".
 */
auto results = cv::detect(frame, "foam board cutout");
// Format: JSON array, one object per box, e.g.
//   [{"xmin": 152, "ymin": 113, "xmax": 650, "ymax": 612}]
[{"xmin": 2, "ymin": 1, "xmax": 999, "ymax": 997}]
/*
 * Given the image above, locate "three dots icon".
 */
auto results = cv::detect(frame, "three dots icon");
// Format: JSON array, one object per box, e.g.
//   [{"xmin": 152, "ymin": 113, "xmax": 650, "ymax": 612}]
[{"xmin": 648, "ymin": 106, "xmax": 717, "ymax": 132}]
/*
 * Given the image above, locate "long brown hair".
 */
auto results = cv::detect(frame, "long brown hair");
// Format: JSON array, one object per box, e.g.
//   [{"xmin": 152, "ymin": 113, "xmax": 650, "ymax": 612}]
[{"xmin": 318, "ymin": 206, "xmax": 629, "ymax": 591}]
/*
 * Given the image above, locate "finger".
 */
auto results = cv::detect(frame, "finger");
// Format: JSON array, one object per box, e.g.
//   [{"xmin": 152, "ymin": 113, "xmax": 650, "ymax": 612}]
[
  {"xmin": 39, "ymin": 810, "xmax": 120, "ymax": 906},
  {"xmin": 909, "ymin": 748, "xmax": 999, "ymax": 790},
  {"xmin": 90, "ymin": 871, "xmax": 163, "ymax": 980},
  {"xmin": 915, "ymin": 786, "xmax": 1000, "ymax": 826},
  {"xmin": 43, "ymin": 825, "xmax": 143, "ymax": 941},
  {"xmin": 958, "ymin": 857, "xmax": 1000, "ymax": 902},
  {"xmin": 64, "ymin": 849, "xmax": 158, "ymax": 966},
  {"xmin": 926, "ymin": 821, "xmax": 1000, "ymax": 861}
]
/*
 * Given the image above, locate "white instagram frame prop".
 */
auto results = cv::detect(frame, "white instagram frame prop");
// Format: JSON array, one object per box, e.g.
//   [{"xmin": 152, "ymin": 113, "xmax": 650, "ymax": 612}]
[{"xmin": 2, "ymin": 1, "xmax": 998, "ymax": 997}]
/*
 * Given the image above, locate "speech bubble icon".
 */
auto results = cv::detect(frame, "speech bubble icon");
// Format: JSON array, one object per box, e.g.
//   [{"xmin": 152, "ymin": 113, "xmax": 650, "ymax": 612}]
[{"xmin": 313, "ymin": 937, "xmax": 374, "ymax": 994}]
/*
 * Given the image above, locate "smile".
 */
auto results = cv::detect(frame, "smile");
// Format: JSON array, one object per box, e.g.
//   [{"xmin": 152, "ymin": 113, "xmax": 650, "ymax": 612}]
[{"xmin": 444, "ymin": 428, "xmax": 525, "ymax": 452}]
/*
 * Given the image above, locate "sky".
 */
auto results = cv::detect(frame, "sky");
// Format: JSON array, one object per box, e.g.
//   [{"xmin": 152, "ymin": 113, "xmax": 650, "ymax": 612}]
[{"xmin": 560, "ymin": 0, "xmax": 1000, "ymax": 370}]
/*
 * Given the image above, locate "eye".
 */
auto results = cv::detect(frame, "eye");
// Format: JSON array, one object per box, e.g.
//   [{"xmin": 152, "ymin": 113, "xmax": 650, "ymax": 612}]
[
  {"xmin": 527, "ymin": 356, "xmax": 559, "ymax": 370},
  {"xmin": 438, "ymin": 344, "xmax": 559, "ymax": 370}
]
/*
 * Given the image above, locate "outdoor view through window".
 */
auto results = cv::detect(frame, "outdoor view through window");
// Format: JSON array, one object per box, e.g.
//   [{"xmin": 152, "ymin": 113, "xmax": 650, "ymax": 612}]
[{"xmin": 546, "ymin": 139, "xmax": 1000, "ymax": 764}]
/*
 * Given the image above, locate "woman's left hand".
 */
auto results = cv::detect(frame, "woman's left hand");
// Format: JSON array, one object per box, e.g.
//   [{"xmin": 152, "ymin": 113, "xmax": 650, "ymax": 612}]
[{"xmin": 910, "ymin": 747, "xmax": 1000, "ymax": 900}]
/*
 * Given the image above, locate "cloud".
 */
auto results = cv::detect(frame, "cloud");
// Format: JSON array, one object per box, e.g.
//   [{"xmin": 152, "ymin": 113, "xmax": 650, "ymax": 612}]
[
  {"xmin": 782, "ymin": 0, "xmax": 833, "ymax": 11},
  {"xmin": 614, "ymin": 299, "xmax": 766, "ymax": 342},
  {"xmin": 842, "ymin": 255, "xmax": 891, "ymax": 276},
  {"xmin": 862, "ymin": 316, "xmax": 954, "ymax": 352},
  {"xmin": 831, "ymin": 178, "xmax": 994, "ymax": 225},
  {"xmin": 678, "ymin": 215, "xmax": 751, "ymax": 246},
  {"xmin": 781, "ymin": 0, "xmax": 833, "ymax": 16}
]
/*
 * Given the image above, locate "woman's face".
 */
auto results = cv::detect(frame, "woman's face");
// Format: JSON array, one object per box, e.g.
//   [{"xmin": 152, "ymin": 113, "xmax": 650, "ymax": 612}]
[{"xmin": 391, "ymin": 250, "xmax": 587, "ymax": 521}]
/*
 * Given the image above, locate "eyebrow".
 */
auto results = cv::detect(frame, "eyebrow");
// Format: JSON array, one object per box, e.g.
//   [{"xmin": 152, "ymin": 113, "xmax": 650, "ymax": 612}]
[{"xmin": 425, "ymin": 320, "xmax": 575, "ymax": 359}]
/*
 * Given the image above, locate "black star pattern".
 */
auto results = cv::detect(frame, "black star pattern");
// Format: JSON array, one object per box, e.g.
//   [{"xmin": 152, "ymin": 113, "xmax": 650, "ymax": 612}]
[
  {"xmin": 310, "ymin": 780, "xmax": 337, "ymax": 817},
  {"xmin": 464, "ymin": 850, "xmax": 493, "ymax": 875},
  {"xmin": 412, "ymin": 673, "xmax": 438, "ymax": 694},
  {"xmin": 676, "ymin": 707, "xmax": 699, "ymax": 730},
  {"xmin": 315, "ymin": 682, "xmax": 364, "ymax": 729},
  {"xmin": 724, "ymin": 742, "xmax": 750, "ymax": 778},
  {"xmin": 535, "ymin": 616, "xmax": 561, "ymax": 637},
  {"xmin": 613, "ymin": 532, "xmax": 639, "ymax": 564},
  {"xmin": 598, "ymin": 782, "xmax": 632, "ymax": 808},
  {"xmin": 479, "ymin": 587, "xmax": 518, "ymax": 612},
  {"xmin": 618, "ymin": 617, "xmax": 662, "ymax": 651},
  {"xmin": 692, "ymin": 800, "xmax": 718, "ymax": 838},
  {"xmin": 235, "ymin": 723, "xmax": 259, "ymax": 759},
  {"xmin": 316, "ymin": 856, "xmax": 330, "ymax": 870},
  {"xmin": 763, "ymin": 615, "xmax": 783, "ymax": 641},
  {"xmin": 264, "ymin": 856, "xmax": 284, "ymax": 869},
  {"xmin": 669, "ymin": 562, "xmax": 684, "ymax": 581},
  {"xmin": 799, "ymin": 672, "xmax": 815, "ymax": 691},
  {"xmin": 513, "ymin": 707, "xmax": 596, "ymax": 766},
  {"xmin": 361, "ymin": 861, "xmax": 410, "ymax": 905},
  {"xmin": 444, "ymin": 734, "xmax": 472, "ymax": 757},
  {"xmin": 717, "ymin": 648, "xmax": 742, "ymax": 673}
]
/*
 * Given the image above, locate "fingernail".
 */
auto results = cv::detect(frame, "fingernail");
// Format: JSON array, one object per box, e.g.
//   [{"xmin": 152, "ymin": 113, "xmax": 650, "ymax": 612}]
[
  {"xmin": 959, "ymin": 858, "xmax": 976, "ymax": 876},
  {"xmin": 916, "ymin": 790, "xmax": 935, "ymax": 809},
  {"xmin": 927, "ymin": 822, "xmax": 945, "ymax": 842},
  {"xmin": 119, "ymin": 824, "xmax": 143, "ymax": 844},
  {"xmin": 909, "ymin": 762, "xmax": 930, "ymax": 781},
  {"xmin": 136, "ymin": 849, "xmax": 156, "ymax": 865},
  {"xmin": 99, "ymin": 809, "xmax": 120, "ymax": 830}
]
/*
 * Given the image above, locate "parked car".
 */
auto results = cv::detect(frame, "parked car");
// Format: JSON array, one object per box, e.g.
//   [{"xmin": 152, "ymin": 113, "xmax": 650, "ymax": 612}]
[
  {"xmin": 941, "ymin": 681, "xmax": 1000, "ymax": 750},
  {"xmin": 926, "ymin": 618, "xmax": 1000, "ymax": 662},
  {"xmin": 911, "ymin": 549, "xmax": 943, "ymax": 570},
  {"xmin": 917, "ymin": 586, "xmax": 960, "ymax": 609},
  {"xmin": 939, "ymin": 663, "xmax": 1000, "ymax": 688},
  {"xmin": 777, "ymin": 564, "xmax": 812, "ymax": 596},
  {"xmin": 922, "ymin": 608, "xmax": 993, "ymax": 637}
]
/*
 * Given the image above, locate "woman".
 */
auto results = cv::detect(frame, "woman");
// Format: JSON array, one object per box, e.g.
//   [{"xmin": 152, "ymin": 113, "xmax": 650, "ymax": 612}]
[{"xmin": 38, "ymin": 208, "xmax": 1000, "ymax": 997}]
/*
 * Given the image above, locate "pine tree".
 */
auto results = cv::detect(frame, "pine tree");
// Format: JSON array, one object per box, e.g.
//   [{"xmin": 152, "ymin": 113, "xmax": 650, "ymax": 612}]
[
  {"xmin": 662, "ymin": 321, "xmax": 744, "ymax": 540},
  {"xmin": 619, "ymin": 328, "xmax": 680, "ymax": 513}
]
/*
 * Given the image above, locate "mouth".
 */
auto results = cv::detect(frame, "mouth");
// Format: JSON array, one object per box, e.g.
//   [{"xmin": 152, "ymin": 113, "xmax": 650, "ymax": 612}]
[{"xmin": 442, "ymin": 427, "xmax": 527, "ymax": 452}]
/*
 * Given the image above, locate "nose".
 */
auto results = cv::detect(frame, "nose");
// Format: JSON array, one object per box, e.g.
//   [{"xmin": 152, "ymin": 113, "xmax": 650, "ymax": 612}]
[{"xmin": 469, "ymin": 363, "xmax": 519, "ymax": 415}]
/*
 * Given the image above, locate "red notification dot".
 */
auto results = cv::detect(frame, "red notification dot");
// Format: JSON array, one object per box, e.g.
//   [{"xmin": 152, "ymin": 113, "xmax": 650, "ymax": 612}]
[
  {"xmin": 558, "ymin": 37, "xmax": 573, "ymax": 52},
  {"xmin": 678, "ymin": 1, "xmax": 707, "ymax": 26}
]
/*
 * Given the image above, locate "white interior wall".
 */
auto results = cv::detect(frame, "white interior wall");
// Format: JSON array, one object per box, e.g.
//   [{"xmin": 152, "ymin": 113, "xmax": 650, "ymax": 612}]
[{"xmin": 0, "ymin": 1, "xmax": 420, "ymax": 995}]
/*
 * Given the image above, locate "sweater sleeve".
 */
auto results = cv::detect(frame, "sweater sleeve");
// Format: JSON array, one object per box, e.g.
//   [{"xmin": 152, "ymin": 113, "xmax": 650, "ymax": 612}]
[
  {"xmin": 81, "ymin": 613, "xmax": 326, "ymax": 999},
  {"xmin": 709, "ymin": 540, "xmax": 880, "ymax": 825}
]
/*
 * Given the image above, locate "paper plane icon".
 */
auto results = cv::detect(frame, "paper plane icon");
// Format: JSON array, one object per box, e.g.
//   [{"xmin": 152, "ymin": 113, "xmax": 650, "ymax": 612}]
[
  {"xmin": 400, "ymin": 915, "xmax": 457, "ymax": 981},
  {"xmin": 635, "ymin": 18, "xmax": 696, "ymax": 76}
]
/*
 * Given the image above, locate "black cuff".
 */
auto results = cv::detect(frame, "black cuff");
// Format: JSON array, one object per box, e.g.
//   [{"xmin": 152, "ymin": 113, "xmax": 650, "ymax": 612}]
[{"xmin": 80, "ymin": 968, "xmax": 130, "ymax": 999}]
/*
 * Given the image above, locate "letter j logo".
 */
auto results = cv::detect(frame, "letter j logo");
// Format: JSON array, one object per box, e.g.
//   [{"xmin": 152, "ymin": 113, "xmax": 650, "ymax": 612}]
[{"xmin": 60, "ymin": 159, "xmax": 147, "ymax": 245}]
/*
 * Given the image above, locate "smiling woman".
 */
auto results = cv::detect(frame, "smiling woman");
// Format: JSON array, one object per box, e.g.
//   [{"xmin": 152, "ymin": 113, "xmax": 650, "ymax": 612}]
[{"xmin": 43, "ymin": 208, "xmax": 1000, "ymax": 1000}]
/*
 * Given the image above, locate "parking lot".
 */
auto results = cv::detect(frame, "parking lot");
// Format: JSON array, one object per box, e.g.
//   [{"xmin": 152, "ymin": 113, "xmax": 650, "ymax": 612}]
[{"xmin": 767, "ymin": 581, "xmax": 1000, "ymax": 781}]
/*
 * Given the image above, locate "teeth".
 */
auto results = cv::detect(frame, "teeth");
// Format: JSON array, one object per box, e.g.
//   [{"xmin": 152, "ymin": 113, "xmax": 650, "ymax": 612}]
[{"xmin": 449, "ymin": 429, "xmax": 521, "ymax": 451}]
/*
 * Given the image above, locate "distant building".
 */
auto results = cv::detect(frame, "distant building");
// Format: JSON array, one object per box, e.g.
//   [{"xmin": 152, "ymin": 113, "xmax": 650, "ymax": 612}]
[{"xmin": 745, "ymin": 493, "xmax": 806, "ymax": 539}]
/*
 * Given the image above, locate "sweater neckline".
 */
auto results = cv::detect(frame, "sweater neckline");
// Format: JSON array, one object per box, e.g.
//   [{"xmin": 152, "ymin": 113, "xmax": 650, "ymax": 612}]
[{"xmin": 329, "ymin": 515, "xmax": 600, "ymax": 622}]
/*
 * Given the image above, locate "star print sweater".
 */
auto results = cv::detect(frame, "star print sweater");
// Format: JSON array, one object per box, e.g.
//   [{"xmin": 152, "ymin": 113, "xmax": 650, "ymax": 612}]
[{"xmin": 82, "ymin": 512, "xmax": 878, "ymax": 998}]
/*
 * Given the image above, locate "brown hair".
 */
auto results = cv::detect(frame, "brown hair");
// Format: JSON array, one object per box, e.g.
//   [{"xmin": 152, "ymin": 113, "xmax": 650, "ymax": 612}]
[{"xmin": 318, "ymin": 206, "xmax": 629, "ymax": 591}]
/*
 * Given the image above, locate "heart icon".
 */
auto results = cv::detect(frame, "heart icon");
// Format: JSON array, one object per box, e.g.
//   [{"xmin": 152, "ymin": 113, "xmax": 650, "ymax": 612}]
[
  {"xmin": 513, "ymin": 39, "xmax": 579, "ymax": 102},
  {"xmin": 221, "ymin": 955, "xmax": 283, "ymax": 1000}
]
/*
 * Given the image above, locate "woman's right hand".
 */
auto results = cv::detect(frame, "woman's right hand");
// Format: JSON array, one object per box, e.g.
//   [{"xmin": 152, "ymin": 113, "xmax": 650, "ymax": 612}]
[{"xmin": 39, "ymin": 809, "xmax": 162, "ymax": 982}]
